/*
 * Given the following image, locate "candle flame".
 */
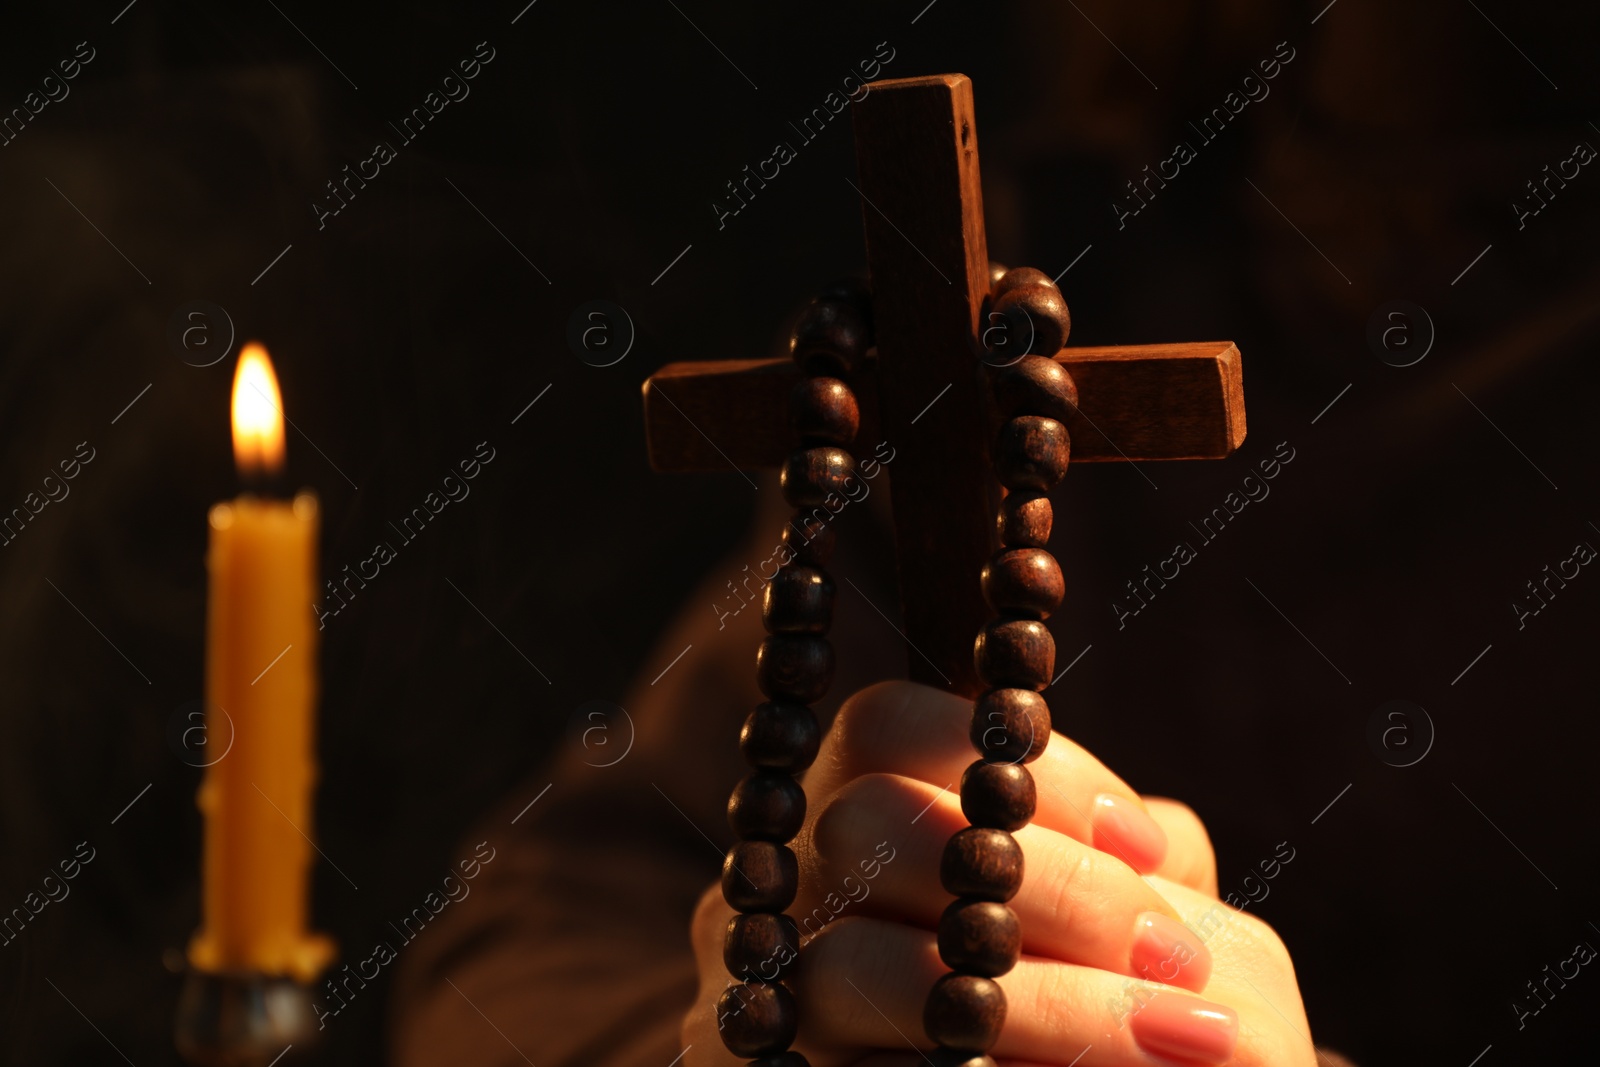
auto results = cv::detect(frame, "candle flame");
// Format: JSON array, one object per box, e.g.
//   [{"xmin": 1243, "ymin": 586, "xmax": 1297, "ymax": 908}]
[{"xmin": 231, "ymin": 343, "xmax": 286, "ymax": 477}]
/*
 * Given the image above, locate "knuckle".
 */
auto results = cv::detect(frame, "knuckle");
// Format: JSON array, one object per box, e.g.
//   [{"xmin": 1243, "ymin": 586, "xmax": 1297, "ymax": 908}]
[
  {"xmin": 1019, "ymin": 954, "xmax": 1087, "ymax": 1037},
  {"xmin": 1234, "ymin": 909, "xmax": 1295, "ymax": 972},
  {"xmin": 794, "ymin": 915, "xmax": 893, "ymax": 1037},
  {"xmin": 828, "ymin": 680, "xmax": 912, "ymax": 776},
  {"xmin": 1041, "ymin": 846, "xmax": 1103, "ymax": 929},
  {"xmin": 813, "ymin": 772, "xmax": 920, "ymax": 862}
]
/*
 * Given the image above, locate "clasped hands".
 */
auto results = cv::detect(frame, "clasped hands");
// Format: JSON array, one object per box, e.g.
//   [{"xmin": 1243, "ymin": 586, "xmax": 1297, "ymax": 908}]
[{"xmin": 685, "ymin": 681, "xmax": 1316, "ymax": 1067}]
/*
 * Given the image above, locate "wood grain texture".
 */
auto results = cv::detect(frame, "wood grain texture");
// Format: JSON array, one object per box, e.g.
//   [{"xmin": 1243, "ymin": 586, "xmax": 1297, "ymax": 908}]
[
  {"xmin": 642, "ymin": 341, "xmax": 1246, "ymax": 472},
  {"xmin": 638, "ymin": 72, "xmax": 1249, "ymax": 700},
  {"xmin": 852, "ymin": 73, "xmax": 995, "ymax": 697}
]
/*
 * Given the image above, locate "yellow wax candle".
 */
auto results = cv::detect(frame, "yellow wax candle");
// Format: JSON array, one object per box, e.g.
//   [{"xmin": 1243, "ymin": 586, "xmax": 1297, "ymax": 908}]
[{"xmin": 188, "ymin": 343, "xmax": 333, "ymax": 981}]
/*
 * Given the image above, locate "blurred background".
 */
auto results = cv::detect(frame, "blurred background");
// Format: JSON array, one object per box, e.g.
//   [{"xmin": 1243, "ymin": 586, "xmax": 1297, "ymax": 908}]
[{"xmin": 0, "ymin": 1, "xmax": 1597, "ymax": 1064}]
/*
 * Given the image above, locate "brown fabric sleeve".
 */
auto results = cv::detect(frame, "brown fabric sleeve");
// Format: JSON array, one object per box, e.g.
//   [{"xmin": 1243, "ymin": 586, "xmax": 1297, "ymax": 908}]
[{"xmin": 389, "ymin": 485, "xmax": 901, "ymax": 1066}]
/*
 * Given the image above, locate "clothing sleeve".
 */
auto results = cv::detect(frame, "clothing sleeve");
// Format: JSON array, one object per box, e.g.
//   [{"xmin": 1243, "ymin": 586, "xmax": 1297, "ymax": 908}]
[{"xmin": 389, "ymin": 494, "xmax": 859, "ymax": 1067}]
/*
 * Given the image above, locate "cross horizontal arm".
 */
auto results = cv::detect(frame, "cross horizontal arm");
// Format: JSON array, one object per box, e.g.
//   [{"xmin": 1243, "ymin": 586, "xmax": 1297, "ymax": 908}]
[{"xmin": 643, "ymin": 341, "xmax": 1246, "ymax": 473}]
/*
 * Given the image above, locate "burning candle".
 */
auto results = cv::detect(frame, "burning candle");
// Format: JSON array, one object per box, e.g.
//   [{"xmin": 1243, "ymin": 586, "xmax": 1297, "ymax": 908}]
[{"xmin": 188, "ymin": 343, "xmax": 333, "ymax": 981}]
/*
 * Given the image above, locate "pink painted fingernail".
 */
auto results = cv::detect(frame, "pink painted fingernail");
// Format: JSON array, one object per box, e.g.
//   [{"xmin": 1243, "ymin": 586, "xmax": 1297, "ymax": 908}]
[
  {"xmin": 1091, "ymin": 793, "xmax": 1167, "ymax": 872},
  {"xmin": 1129, "ymin": 992, "xmax": 1238, "ymax": 1064},
  {"xmin": 1131, "ymin": 912, "xmax": 1213, "ymax": 992}
]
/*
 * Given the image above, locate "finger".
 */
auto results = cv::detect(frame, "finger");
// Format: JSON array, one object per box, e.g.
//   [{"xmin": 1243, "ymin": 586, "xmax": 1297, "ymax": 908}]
[
  {"xmin": 854, "ymin": 1056, "xmax": 1057, "ymax": 1067},
  {"xmin": 683, "ymin": 884, "xmax": 746, "ymax": 1066},
  {"xmin": 806, "ymin": 681, "xmax": 1168, "ymax": 872},
  {"xmin": 851, "ymin": 1062, "xmax": 1062, "ymax": 1067},
  {"xmin": 1141, "ymin": 875, "xmax": 1318, "ymax": 1067},
  {"xmin": 1142, "ymin": 797, "xmax": 1218, "ymax": 896},
  {"xmin": 805, "ymin": 773, "xmax": 1213, "ymax": 992},
  {"xmin": 798, "ymin": 915, "xmax": 1241, "ymax": 1066}
]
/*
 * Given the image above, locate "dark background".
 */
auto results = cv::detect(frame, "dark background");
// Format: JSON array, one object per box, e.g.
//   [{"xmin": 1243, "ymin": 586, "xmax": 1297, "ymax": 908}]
[{"xmin": 1, "ymin": 0, "xmax": 1597, "ymax": 1064}]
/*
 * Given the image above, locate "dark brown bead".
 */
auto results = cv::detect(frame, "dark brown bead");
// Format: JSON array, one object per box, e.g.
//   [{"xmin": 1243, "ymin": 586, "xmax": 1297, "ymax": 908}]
[
  {"xmin": 974, "ymin": 617, "xmax": 1055, "ymax": 691},
  {"xmin": 780, "ymin": 447, "xmax": 856, "ymax": 508},
  {"xmin": 987, "ymin": 261, "xmax": 1010, "ymax": 289},
  {"xmin": 819, "ymin": 276, "xmax": 872, "ymax": 319},
  {"xmin": 762, "ymin": 565, "xmax": 835, "ymax": 634},
  {"xmin": 940, "ymin": 827, "xmax": 1024, "ymax": 902},
  {"xmin": 937, "ymin": 898, "xmax": 1022, "ymax": 977},
  {"xmin": 789, "ymin": 377, "xmax": 860, "ymax": 446},
  {"xmin": 994, "ymin": 354, "xmax": 1079, "ymax": 423},
  {"xmin": 960, "ymin": 761, "xmax": 1037, "ymax": 831},
  {"xmin": 756, "ymin": 635, "xmax": 834, "ymax": 704},
  {"xmin": 748, "ymin": 1054, "xmax": 812, "ymax": 1067},
  {"xmin": 716, "ymin": 980, "xmax": 798, "ymax": 1057},
  {"xmin": 991, "ymin": 282, "xmax": 1070, "ymax": 356},
  {"xmin": 996, "ymin": 492, "xmax": 1052, "ymax": 549},
  {"xmin": 728, "ymin": 772, "xmax": 807, "ymax": 842},
  {"xmin": 741, "ymin": 702, "xmax": 821, "ymax": 773},
  {"xmin": 992, "ymin": 266, "xmax": 1053, "ymax": 299},
  {"xmin": 981, "ymin": 547, "xmax": 1064, "ymax": 619},
  {"xmin": 724, "ymin": 841, "xmax": 799, "ymax": 913},
  {"xmin": 724, "ymin": 912, "xmax": 800, "ymax": 980},
  {"xmin": 791, "ymin": 297, "xmax": 870, "ymax": 376},
  {"xmin": 971, "ymin": 688, "xmax": 1052, "ymax": 764},
  {"xmin": 927, "ymin": 1053, "xmax": 997, "ymax": 1067},
  {"xmin": 782, "ymin": 511, "xmax": 836, "ymax": 567},
  {"xmin": 995, "ymin": 416, "xmax": 1069, "ymax": 492},
  {"xmin": 923, "ymin": 973, "xmax": 1007, "ymax": 1051}
]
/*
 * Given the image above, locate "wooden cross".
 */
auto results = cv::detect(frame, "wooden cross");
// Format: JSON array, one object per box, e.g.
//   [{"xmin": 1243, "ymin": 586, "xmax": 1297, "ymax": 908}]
[{"xmin": 643, "ymin": 74, "xmax": 1245, "ymax": 698}]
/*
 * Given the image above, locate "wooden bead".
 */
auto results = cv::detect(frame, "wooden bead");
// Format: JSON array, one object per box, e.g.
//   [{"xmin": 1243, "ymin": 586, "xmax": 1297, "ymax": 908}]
[
  {"xmin": 819, "ymin": 276, "xmax": 873, "ymax": 319},
  {"xmin": 923, "ymin": 973, "xmax": 1007, "ymax": 1051},
  {"xmin": 782, "ymin": 511, "xmax": 836, "ymax": 567},
  {"xmin": 791, "ymin": 297, "xmax": 870, "ymax": 376},
  {"xmin": 992, "ymin": 266, "xmax": 1052, "ymax": 298},
  {"xmin": 940, "ymin": 827, "xmax": 1024, "ymax": 902},
  {"xmin": 981, "ymin": 547, "xmax": 1064, "ymax": 619},
  {"xmin": 974, "ymin": 617, "xmax": 1055, "ymax": 691},
  {"xmin": 724, "ymin": 912, "xmax": 800, "ymax": 980},
  {"xmin": 996, "ymin": 492, "xmax": 1052, "ymax": 549},
  {"xmin": 741, "ymin": 702, "xmax": 821, "ymax": 773},
  {"xmin": 724, "ymin": 841, "xmax": 799, "ymax": 913},
  {"xmin": 748, "ymin": 1054, "xmax": 812, "ymax": 1067},
  {"xmin": 995, "ymin": 416, "xmax": 1069, "ymax": 491},
  {"xmin": 756, "ymin": 635, "xmax": 834, "ymax": 704},
  {"xmin": 971, "ymin": 688, "xmax": 1052, "ymax": 764},
  {"xmin": 991, "ymin": 283, "xmax": 1070, "ymax": 356},
  {"xmin": 960, "ymin": 760, "xmax": 1036, "ymax": 831},
  {"xmin": 781, "ymin": 447, "xmax": 856, "ymax": 508},
  {"xmin": 987, "ymin": 261, "xmax": 1010, "ymax": 288},
  {"xmin": 728, "ymin": 772, "xmax": 807, "ymax": 842},
  {"xmin": 937, "ymin": 898, "xmax": 1022, "ymax": 977},
  {"xmin": 716, "ymin": 980, "xmax": 798, "ymax": 1058},
  {"xmin": 762, "ymin": 565, "xmax": 835, "ymax": 634},
  {"xmin": 994, "ymin": 354, "xmax": 1078, "ymax": 423},
  {"xmin": 789, "ymin": 377, "xmax": 859, "ymax": 446}
]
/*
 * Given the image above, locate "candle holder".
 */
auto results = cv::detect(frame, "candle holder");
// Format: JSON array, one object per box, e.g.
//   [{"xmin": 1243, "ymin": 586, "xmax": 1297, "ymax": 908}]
[{"xmin": 175, "ymin": 969, "xmax": 321, "ymax": 1067}]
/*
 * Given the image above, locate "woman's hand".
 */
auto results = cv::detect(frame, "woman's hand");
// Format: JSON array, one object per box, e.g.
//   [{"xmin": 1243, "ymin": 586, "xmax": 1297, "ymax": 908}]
[{"xmin": 683, "ymin": 681, "xmax": 1317, "ymax": 1066}]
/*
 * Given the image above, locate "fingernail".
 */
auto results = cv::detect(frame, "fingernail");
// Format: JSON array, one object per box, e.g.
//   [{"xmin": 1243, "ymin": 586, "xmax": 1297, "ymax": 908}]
[
  {"xmin": 1131, "ymin": 912, "xmax": 1213, "ymax": 992},
  {"xmin": 1091, "ymin": 793, "xmax": 1167, "ymax": 872},
  {"xmin": 1129, "ymin": 992, "xmax": 1238, "ymax": 1064}
]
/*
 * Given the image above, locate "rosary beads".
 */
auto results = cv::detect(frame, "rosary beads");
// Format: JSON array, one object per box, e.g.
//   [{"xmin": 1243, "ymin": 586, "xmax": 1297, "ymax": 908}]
[
  {"xmin": 923, "ymin": 266, "xmax": 1075, "ymax": 1064},
  {"xmin": 715, "ymin": 282, "xmax": 871, "ymax": 1064},
  {"xmin": 716, "ymin": 268, "xmax": 1074, "ymax": 1065}
]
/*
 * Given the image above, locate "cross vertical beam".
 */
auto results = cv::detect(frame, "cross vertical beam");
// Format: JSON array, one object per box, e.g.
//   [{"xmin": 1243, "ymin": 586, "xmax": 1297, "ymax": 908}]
[{"xmin": 854, "ymin": 74, "xmax": 995, "ymax": 698}]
